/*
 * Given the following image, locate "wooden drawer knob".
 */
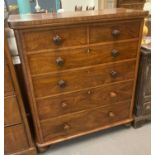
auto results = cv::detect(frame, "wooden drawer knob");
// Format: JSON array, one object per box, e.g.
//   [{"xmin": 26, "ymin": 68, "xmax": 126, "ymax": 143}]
[
  {"xmin": 53, "ymin": 35, "xmax": 62, "ymax": 45},
  {"xmin": 108, "ymin": 111, "xmax": 115, "ymax": 118},
  {"xmin": 145, "ymin": 105, "xmax": 151, "ymax": 110},
  {"xmin": 87, "ymin": 48, "xmax": 91, "ymax": 54},
  {"xmin": 112, "ymin": 29, "xmax": 120, "ymax": 37},
  {"xmin": 110, "ymin": 71, "xmax": 118, "ymax": 78},
  {"xmin": 61, "ymin": 102, "xmax": 67, "ymax": 108},
  {"xmin": 56, "ymin": 57, "xmax": 64, "ymax": 66},
  {"xmin": 87, "ymin": 90, "xmax": 93, "ymax": 95},
  {"xmin": 64, "ymin": 124, "xmax": 70, "ymax": 130},
  {"xmin": 58, "ymin": 80, "xmax": 66, "ymax": 88},
  {"xmin": 111, "ymin": 49, "xmax": 120, "ymax": 58},
  {"xmin": 110, "ymin": 92, "xmax": 117, "ymax": 98}
]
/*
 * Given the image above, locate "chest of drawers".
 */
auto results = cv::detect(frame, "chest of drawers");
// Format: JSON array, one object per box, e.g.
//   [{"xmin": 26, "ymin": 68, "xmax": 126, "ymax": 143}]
[
  {"xmin": 8, "ymin": 8, "xmax": 147, "ymax": 151},
  {"xmin": 117, "ymin": 0, "xmax": 146, "ymax": 10},
  {"xmin": 134, "ymin": 43, "xmax": 151, "ymax": 128},
  {"xmin": 4, "ymin": 34, "xmax": 36, "ymax": 155}
]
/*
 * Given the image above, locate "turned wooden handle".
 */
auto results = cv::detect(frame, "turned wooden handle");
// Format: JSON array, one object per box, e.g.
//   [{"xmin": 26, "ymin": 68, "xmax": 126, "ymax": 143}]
[
  {"xmin": 56, "ymin": 57, "xmax": 64, "ymax": 66},
  {"xmin": 112, "ymin": 29, "xmax": 120, "ymax": 37},
  {"xmin": 64, "ymin": 124, "xmax": 70, "ymax": 130},
  {"xmin": 108, "ymin": 111, "xmax": 115, "ymax": 118},
  {"xmin": 61, "ymin": 102, "xmax": 67, "ymax": 108},
  {"xmin": 145, "ymin": 105, "xmax": 151, "ymax": 110},
  {"xmin": 110, "ymin": 92, "xmax": 117, "ymax": 98},
  {"xmin": 111, "ymin": 49, "xmax": 120, "ymax": 58},
  {"xmin": 58, "ymin": 80, "xmax": 66, "ymax": 88},
  {"xmin": 87, "ymin": 90, "xmax": 93, "ymax": 95},
  {"xmin": 110, "ymin": 71, "xmax": 118, "ymax": 78},
  {"xmin": 53, "ymin": 35, "xmax": 62, "ymax": 45}
]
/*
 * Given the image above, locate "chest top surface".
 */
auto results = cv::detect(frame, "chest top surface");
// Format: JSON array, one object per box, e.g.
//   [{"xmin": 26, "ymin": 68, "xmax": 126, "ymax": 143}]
[{"xmin": 8, "ymin": 8, "xmax": 148, "ymax": 29}]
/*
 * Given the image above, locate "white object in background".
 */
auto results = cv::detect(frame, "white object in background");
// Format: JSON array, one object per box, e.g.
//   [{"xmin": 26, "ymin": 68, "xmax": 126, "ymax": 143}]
[
  {"xmin": 61, "ymin": 0, "xmax": 98, "ymax": 12},
  {"xmin": 143, "ymin": 1, "xmax": 151, "ymax": 14},
  {"xmin": 57, "ymin": 9, "xmax": 64, "ymax": 13},
  {"xmin": 35, "ymin": 0, "xmax": 41, "ymax": 12}
]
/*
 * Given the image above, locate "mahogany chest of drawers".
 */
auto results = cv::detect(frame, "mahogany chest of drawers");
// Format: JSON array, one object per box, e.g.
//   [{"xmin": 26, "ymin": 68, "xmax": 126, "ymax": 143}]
[
  {"xmin": 4, "ymin": 34, "xmax": 36, "ymax": 155},
  {"xmin": 8, "ymin": 8, "xmax": 147, "ymax": 151}
]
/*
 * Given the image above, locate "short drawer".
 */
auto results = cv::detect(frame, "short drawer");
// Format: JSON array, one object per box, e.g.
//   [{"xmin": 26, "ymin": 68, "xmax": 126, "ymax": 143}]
[
  {"xmin": 89, "ymin": 20, "xmax": 141, "ymax": 44},
  {"xmin": 23, "ymin": 26, "xmax": 87, "ymax": 52},
  {"xmin": 41, "ymin": 101, "xmax": 130, "ymax": 142},
  {"xmin": 28, "ymin": 40, "xmax": 138, "ymax": 75},
  {"xmin": 38, "ymin": 81, "xmax": 134, "ymax": 120},
  {"xmin": 4, "ymin": 64, "xmax": 14, "ymax": 95},
  {"xmin": 4, "ymin": 96, "xmax": 22, "ymax": 126},
  {"xmin": 4, "ymin": 124, "xmax": 29, "ymax": 154},
  {"xmin": 33, "ymin": 60, "xmax": 136, "ymax": 98}
]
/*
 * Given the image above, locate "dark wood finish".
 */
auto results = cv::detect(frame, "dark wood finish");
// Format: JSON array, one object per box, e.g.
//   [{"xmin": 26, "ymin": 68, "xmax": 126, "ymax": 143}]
[
  {"xmin": 117, "ymin": 0, "xmax": 146, "ymax": 10},
  {"xmin": 37, "ymin": 80, "xmax": 134, "ymax": 120},
  {"xmin": 4, "ymin": 96, "xmax": 22, "ymax": 126},
  {"xmin": 4, "ymin": 33, "xmax": 37, "ymax": 155},
  {"xmin": 133, "ymin": 44, "xmax": 151, "ymax": 128},
  {"xmin": 8, "ymin": 9, "xmax": 147, "ymax": 150},
  {"xmin": 32, "ymin": 60, "xmax": 136, "ymax": 98},
  {"xmin": 89, "ymin": 20, "xmax": 141, "ymax": 44},
  {"xmin": 28, "ymin": 40, "xmax": 138, "ymax": 75},
  {"xmin": 4, "ymin": 63, "xmax": 14, "ymax": 96},
  {"xmin": 23, "ymin": 26, "xmax": 87, "ymax": 52},
  {"xmin": 8, "ymin": 8, "xmax": 148, "ymax": 29},
  {"xmin": 41, "ymin": 101, "xmax": 130, "ymax": 142},
  {"xmin": 4, "ymin": 125, "xmax": 29, "ymax": 154}
]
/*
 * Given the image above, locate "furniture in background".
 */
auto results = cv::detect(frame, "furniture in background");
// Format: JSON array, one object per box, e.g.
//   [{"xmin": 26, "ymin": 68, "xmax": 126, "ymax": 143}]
[
  {"xmin": 8, "ymin": 8, "xmax": 147, "ymax": 152},
  {"xmin": 117, "ymin": 0, "xmax": 146, "ymax": 10},
  {"xmin": 4, "ymin": 33, "xmax": 37, "ymax": 155},
  {"xmin": 133, "ymin": 42, "xmax": 151, "ymax": 128},
  {"xmin": 61, "ymin": 0, "xmax": 98, "ymax": 11}
]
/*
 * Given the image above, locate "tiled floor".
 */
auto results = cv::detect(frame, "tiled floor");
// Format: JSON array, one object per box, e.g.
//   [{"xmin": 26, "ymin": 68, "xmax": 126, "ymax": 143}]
[{"xmin": 40, "ymin": 124, "xmax": 151, "ymax": 155}]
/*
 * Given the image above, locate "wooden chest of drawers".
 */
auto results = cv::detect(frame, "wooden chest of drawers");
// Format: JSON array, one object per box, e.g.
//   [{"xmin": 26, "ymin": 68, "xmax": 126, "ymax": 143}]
[
  {"xmin": 8, "ymin": 8, "xmax": 147, "ymax": 151},
  {"xmin": 117, "ymin": 0, "xmax": 146, "ymax": 10},
  {"xmin": 4, "ymin": 34, "xmax": 37, "ymax": 155},
  {"xmin": 134, "ymin": 44, "xmax": 151, "ymax": 128}
]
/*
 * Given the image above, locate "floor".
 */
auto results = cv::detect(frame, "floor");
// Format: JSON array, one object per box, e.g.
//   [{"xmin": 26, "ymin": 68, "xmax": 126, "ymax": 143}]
[{"xmin": 40, "ymin": 123, "xmax": 151, "ymax": 155}]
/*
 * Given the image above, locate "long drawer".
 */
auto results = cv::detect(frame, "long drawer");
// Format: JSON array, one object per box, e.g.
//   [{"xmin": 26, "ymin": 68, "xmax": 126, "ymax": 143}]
[
  {"xmin": 28, "ymin": 40, "xmax": 138, "ymax": 75},
  {"xmin": 89, "ymin": 20, "xmax": 141, "ymax": 44},
  {"xmin": 37, "ymin": 80, "xmax": 134, "ymax": 120},
  {"xmin": 41, "ymin": 101, "xmax": 130, "ymax": 142},
  {"xmin": 33, "ymin": 60, "xmax": 136, "ymax": 98},
  {"xmin": 23, "ymin": 26, "xmax": 87, "ymax": 52},
  {"xmin": 4, "ymin": 96, "xmax": 22, "ymax": 126},
  {"xmin": 4, "ymin": 124, "xmax": 29, "ymax": 154}
]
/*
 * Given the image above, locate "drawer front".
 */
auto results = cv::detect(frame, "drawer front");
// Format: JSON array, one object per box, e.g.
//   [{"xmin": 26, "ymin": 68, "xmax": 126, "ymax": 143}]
[
  {"xmin": 38, "ymin": 80, "xmax": 134, "ymax": 120},
  {"xmin": 33, "ymin": 60, "xmax": 136, "ymax": 98},
  {"xmin": 89, "ymin": 20, "xmax": 141, "ymax": 44},
  {"xmin": 4, "ymin": 64, "xmax": 14, "ymax": 95},
  {"xmin": 4, "ymin": 125, "xmax": 29, "ymax": 154},
  {"xmin": 4, "ymin": 96, "xmax": 22, "ymax": 126},
  {"xmin": 23, "ymin": 26, "xmax": 87, "ymax": 52},
  {"xmin": 41, "ymin": 101, "xmax": 130, "ymax": 142},
  {"xmin": 28, "ymin": 40, "xmax": 138, "ymax": 75}
]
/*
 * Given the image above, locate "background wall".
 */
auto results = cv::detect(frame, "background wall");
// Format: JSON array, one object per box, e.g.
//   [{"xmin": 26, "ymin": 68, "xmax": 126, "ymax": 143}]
[{"xmin": 6, "ymin": 0, "xmax": 56, "ymax": 13}]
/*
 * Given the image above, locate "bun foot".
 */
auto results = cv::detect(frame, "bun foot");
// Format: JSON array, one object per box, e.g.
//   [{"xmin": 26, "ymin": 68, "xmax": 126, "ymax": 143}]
[
  {"xmin": 124, "ymin": 122, "xmax": 132, "ymax": 128},
  {"xmin": 37, "ymin": 146, "xmax": 49, "ymax": 153}
]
